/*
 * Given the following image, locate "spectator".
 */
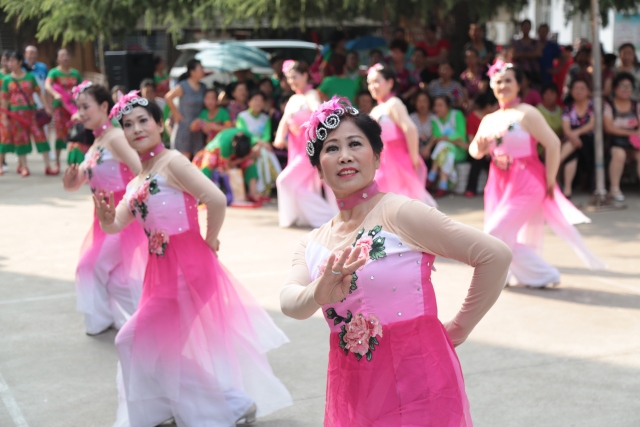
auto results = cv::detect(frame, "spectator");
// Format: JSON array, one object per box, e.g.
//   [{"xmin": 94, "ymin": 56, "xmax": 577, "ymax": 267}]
[
  {"xmin": 257, "ymin": 77, "xmax": 276, "ymax": 114},
  {"xmin": 224, "ymin": 81, "xmax": 249, "ymax": 124},
  {"xmin": 318, "ymin": 53, "xmax": 359, "ymax": 103},
  {"xmin": 460, "ymin": 48, "xmax": 483, "ymax": 100},
  {"xmin": 428, "ymin": 61, "xmax": 467, "ymax": 110},
  {"xmin": 560, "ymin": 78, "xmax": 595, "ymax": 198},
  {"xmin": 321, "ymin": 30, "xmax": 348, "ymax": 78},
  {"xmin": 368, "ymin": 49, "xmax": 384, "ymax": 68},
  {"xmin": 345, "ymin": 50, "xmax": 364, "ymax": 90},
  {"xmin": 536, "ymin": 24, "xmax": 562, "ymax": 84},
  {"xmin": 140, "ymin": 78, "xmax": 166, "ymax": 110},
  {"xmin": 412, "ymin": 47, "xmax": 430, "ymax": 86},
  {"xmin": 617, "ymin": 43, "xmax": 640, "ymax": 101},
  {"xmin": 521, "ymin": 71, "xmax": 542, "ymax": 106},
  {"xmin": 604, "ymin": 72, "xmax": 640, "ymax": 202},
  {"xmin": 563, "ymin": 46, "xmax": 592, "ymax": 99},
  {"xmin": 190, "ymin": 88, "xmax": 231, "ymax": 142},
  {"xmin": 164, "ymin": 58, "xmax": 207, "ymax": 159},
  {"xmin": 392, "ymin": 27, "xmax": 415, "ymax": 60},
  {"xmin": 601, "ymin": 50, "xmax": 616, "ymax": 98},
  {"xmin": 511, "ymin": 19, "xmax": 541, "ymax": 82},
  {"xmin": 23, "ymin": 46, "xmax": 48, "ymax": 85},
  {"xmin": 153, "ymin": 55, "xmax": 170, "ymax": 98},
  {"xmin": 416, "ymin": 24, "xmax": 450, "ymax": 82},
  {"xmin": 551, "ymin": 45, "xmax": 574, "ymax": 106},
  {"xmin": 428, "ymin": 95, "xmax": 468, "ymax": 197},
  {"xmin": 355, "ymin": 90, "xmax": 374, "ymax": 115},
  {"xmin": 409, "ymin": 91, "xmax": 435, "ymax": 158},
  {"xmin": 110, "ymin": 85, "xmax": 126, "ymax": 103},
  {"xmin": 386, "ymin": 39, "xmax": 419, "ymax": 103},
  {"xmin": 464, "ymin": 90, "xmax": 498, "ymax": 197},
  {"xmin": 463, "ymin": 23, "xmax": 496, "ymax": 67},
  {"xmin": 537, "ymin": 83, "xmax": 563, "ymax": 139}
]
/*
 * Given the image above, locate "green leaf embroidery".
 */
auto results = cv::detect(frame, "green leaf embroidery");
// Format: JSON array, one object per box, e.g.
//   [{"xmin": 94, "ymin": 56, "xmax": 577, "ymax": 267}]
[
  {"xmin": 368, "ymin": 225, "xmax": 382, "ymax": 237},
  {"xmin": 325, "ymin": 308, "xmax": 337, "ymax": 319},
  {"xmin": 149, "ymin": 178, "xmax": 160, "ymax": 195},
  {"xmin": 352, "ymin": 228, "xmax": 365, "ymax": 247},
  {"xmin": 355, "ymin": 353, "xmax": 363, "ymax": 361},
  {"xmin": 366, "ymin": 351, "xmax": 373, "ymax": 361},
  {"xmin": 349, "ymin": 272, "xmax": 358, "ymax": 293}
]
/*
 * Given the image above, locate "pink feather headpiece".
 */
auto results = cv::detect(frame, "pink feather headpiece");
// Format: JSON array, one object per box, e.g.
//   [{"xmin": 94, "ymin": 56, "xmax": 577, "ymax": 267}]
[
  {"xmin": 282, "ymin": 60, "xmax": 296, "ymax": 74},
  {"xmin": 109, "ymin": 90, "xmax": 149, "ymax": 120},
  {"xmin": 300, "ymin": 96, "xmax": 359, "ymax": 157},
  {"xmin": 487, "ymin": 58, "xmax": 514, "ymax": 87},
  {"xmin": 367, "ymin": 63, "xmax": 384, "ymax": 77},
  {"xmin": 71, "ymin": 80, "xmax": 93, "ymax": 100}
]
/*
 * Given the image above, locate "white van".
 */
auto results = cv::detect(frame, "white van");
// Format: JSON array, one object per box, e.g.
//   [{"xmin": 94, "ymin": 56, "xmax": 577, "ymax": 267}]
[{"xmin": 169, "ymin": 39, "xmax": 320, "ymax": 87}]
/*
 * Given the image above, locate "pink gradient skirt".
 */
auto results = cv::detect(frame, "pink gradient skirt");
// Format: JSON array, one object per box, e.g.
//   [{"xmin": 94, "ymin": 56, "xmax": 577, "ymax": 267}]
[{"xmin": 325, "ymin": 315, "xmax": 472, "ymax": 427}]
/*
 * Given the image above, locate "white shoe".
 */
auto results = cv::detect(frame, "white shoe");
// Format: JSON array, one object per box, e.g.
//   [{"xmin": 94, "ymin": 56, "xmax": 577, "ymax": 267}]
[
  {"xmin": 236, "ymin": 403, "xmax": 257, "ymax": 425},
  {"xmin": 611, "ymin": 192, "xmax": 625, "ymax": 202}
]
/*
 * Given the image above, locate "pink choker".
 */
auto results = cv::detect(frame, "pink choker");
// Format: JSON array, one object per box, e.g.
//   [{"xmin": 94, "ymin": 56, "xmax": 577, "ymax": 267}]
[
  {"xmin": 500, "ymin": 97, "xmax": 521, "ymax": 110},
  {"xmin": 92, "ymin": 121, "xmax": 112, "ymax": 139},
  {"xmin": 139, "ymin": 143, "xmax": 165, "ymax": 162},
  {"xmin": 336, "ymin": 181, "xmax": 380, "ymax": 210},
  {"xmin": 380, "ymin": 93, "xmax": 396, "ymax": 103},
  {"xmin": 295, "ymin": 84, "xmax": 314, "ymax": 95}
]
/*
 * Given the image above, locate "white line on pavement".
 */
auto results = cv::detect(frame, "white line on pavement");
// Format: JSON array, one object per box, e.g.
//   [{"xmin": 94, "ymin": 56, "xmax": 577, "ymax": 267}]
[
  {"xmin": 0, "ymin": 292, "xmax": 75, "ymax": 306},
  {"xmin": 0, "ymin": 372, "xmax": 29, "ymax": 427}
]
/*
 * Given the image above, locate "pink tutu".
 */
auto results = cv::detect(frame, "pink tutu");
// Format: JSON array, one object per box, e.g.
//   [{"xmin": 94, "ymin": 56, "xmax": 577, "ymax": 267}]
[{"xmin": 375, "ymin": 116, "xmax": 436, "ymax": 207}]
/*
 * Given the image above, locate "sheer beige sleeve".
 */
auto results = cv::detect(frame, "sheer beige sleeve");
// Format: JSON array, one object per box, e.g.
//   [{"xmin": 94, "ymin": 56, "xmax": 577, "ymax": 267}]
[
  {"xmin": 280, "ymin": 234, "xmax": 322, "ymax": 320},
  {"xmin": 392, "ymin": 198, "xmax": 512, "ymax": 346},
  {"xmin": 163, "ymin": 153, "xmax": 227, "ymax": 248},
  {"xmin": 106, "ymin": 128, "xmax": 143, "ymax": 175}
]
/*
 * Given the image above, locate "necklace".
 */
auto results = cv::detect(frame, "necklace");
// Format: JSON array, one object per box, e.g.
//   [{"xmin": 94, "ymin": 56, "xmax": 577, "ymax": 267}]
[
  {"xmin": 336, "ymin": 181, "xmax": 380, "ymax": 210},
  {"xmin": 139, "ymin": 143, "xmax": 165, "ymax": 162},
  {"xmin": 499, "ymin": 97, "xmax": 521, "ymax": 110},
  {"xmin": 92, "ymin": 121, "xmax": 112, "ymax": 139}
]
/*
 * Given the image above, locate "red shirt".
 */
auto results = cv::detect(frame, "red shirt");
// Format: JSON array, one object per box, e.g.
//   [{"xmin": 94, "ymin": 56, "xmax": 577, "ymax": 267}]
[
  {"xmin": 416, "ymin": 39, "xmax": 451, "ymax": 73},
  {"xmin": 466, "ymin": 111, "xmax": 482, "ymax": 139},
  {"xmin": 553, "ymin": 57, "xmax": 573, "ymax": 107}
]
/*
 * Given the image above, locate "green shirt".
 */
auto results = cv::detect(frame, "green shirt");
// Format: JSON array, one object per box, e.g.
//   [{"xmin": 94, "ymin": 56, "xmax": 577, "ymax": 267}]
[
  {"xmin": 537, "ymin": 105, "xmax": 563, "ymax": 139},
  {"xmin": 1, "ymin": 73, "xmax": 39, "ymax": 111},
  {"xmin": 431, "ymin": 110, "xmax": 468, "ymax": 163},
  {"xmin": 206, "ymin": 128, "xmax": 250, "ymax": 159},
  {"xmin": 319, "ymin": 76, "xmax": 359, "ymax": 103},
  {"xmin": 46, "ymin": 67, "xmax": 82, "ymax": 108},
  {"xmin": 198, "ymin": 107, "xmax": 231, "ymax": 124}
]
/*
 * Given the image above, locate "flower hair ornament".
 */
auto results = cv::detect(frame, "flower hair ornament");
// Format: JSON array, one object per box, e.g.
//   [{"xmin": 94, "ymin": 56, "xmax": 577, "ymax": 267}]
[
  {"xmin": 282, "ymin": 59, "xmax": 296, "ymax": 74},
  {"xmin": 367, "ymin": 63, "xmax": 384, "ymax": 77},
  {"xmin": 109, "ymin": 90, "xmax": 149, "ymax": 120},
  {"xmin": 300, "ymin": 96, "xmax": 359, "ymax": 157},
  {"xmin": 71, "ymin": 81, "xmax": 93, "ymax": 100},
  {"xmin": 487, "ymin": 58, "xmax": 514, "ymax": 89}
]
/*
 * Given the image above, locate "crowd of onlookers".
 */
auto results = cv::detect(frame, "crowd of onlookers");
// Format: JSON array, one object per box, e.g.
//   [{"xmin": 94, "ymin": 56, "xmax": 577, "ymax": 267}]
[{"xmin": 2, "ymin": 20, "xmax": 640, "ymax": 201}]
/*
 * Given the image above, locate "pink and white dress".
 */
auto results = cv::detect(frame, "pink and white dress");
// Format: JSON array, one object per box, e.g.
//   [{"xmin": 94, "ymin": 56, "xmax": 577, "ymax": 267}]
[
  {"xmin": 482, "ymin": 121, "xmax": 605, "ymax": 285},
  {"xmin": 282, "ymin": 194, "xmax": 513, "ymax": 426},
  {"xmin": 111, "ymin": 151, "xmax": 292, "ymax": 427},
  {"xmin": 276, "ymin": 105, "xmax": 338, "ymax": 227},
  {"xmin": 76, "ymin": 143, "xmax": 146, "ymax": 335},
  {"xmin": 375, "ymin": 114, "xmax": 437, "ymax": 207}
]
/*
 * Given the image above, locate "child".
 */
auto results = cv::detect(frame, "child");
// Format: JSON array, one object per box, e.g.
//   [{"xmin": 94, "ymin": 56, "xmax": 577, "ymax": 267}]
[
  {"xmin": 190, "ymin": 88, "xmax": 231, "ymax": 142},
  {"xmin": 236, "ymin": 90, "xmax": 282, "ymax": 199}
]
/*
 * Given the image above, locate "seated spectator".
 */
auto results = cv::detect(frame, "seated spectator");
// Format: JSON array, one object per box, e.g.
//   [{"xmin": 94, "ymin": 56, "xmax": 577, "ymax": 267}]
[
  {"xmin": 225, "ymin": 81, "xmax": 249, "ymax": 124},
  {"xmin": 537, "ymin": 83, "xmax": 563, "ymax": 139},
  {"xmin": 602, "ymin": 51, "xmax": 617, "ymax": 98},
  {"xmin": 617, "ymin": 43, "xmax": 640, "ymax": 101},
  {"xmin": 355, "ymin": 91, "xmax": 374, "ymax": 115},
  {"xmin": 428, "ymin": 95, "xmax": 468, "ymax": 197},
  {"xmin": 416, "ymin": 24, "xmax": 450, "ymax": 83},
  {"xmin": 536, "ymin": 23, "xmax": 562, "ymax": 84},
  {"xmin": 258, "ymin": 77, "xmax": 276, "ymax": 114},
  {"xmin": 428, "ymin": 61, "xmax": 467, "ymax": 110},
  {"xmin": 464, "ymin": 90, "xmax": 498, "ymax": 197},
  {"xmin": 521, "ymin": 71, "xmax": 542, "ymax": 106},
  {"xmin": 563, "ymin": 46, "xmax": 592, "ymax": 99},
  {"xmin": 368, "ymin": 49, "xmax": 384, "ymax": 68},
  {"xmin": 463, "ymin": 23, "xmax": 496, "ymax": 67},
  {"xmin": 511, "ymin": 19, "xmax": 541, "ymax": 84},
  {"xmin": 190, "ymin": 88, "xmax": 231, "ymax": 142},
  {"xmin": 560, "ymin": 78, "xmax": 595, "ymax": 198},
  {"xmin": 236, "ymin": 90, "xmax": 282, "ymax": 198},
  {"xmin": 460, "ymin": 48, "xmax": 484, "ymax": 101},
  {"xmin": 409, "ymin": 91, "xmax": 435, "ymax": 158},
  {"xmin": 345, "ymin": 50, "xmax": 365, "ymax": 90},
  {"xmin": 386, "ymin": 39, "xmax": 419, "ymax": 104},
  {"xmin": 411, "ymin": 47, "xmax": 431, "ymax": 87},
  {"xmin": 604, "ymin": 72, "xmax": 640, "ymax": 202},
  {"xmin": 318, "ymin": 53, "xmax": 359, "ymax": 103}
]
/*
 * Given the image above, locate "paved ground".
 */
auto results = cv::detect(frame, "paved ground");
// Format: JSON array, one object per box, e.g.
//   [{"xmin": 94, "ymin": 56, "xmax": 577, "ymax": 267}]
[{"xmin": 1, "ymin": 155, "xmax": 639, "ymax": 427}]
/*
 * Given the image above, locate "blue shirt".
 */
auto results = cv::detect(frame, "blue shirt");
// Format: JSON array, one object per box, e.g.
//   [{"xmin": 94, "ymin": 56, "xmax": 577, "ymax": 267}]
[
  {"xmin": 26, "ymin": 62, "xmax": 49, "ymax": 83},
  {"xmin": 538, "ymin": 41, "xmax": 561, "ymax": 84}
]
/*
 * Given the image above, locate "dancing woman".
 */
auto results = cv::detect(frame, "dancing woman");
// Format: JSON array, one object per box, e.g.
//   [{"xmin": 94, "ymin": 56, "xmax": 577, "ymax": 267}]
[
  {"xmin": 62, "ymin": 82, "xmax": 146, "ymax": 335},
  {"xmin": 469, "ymin": 61, "xmax": 605, "ymax": 287},
  {"xmin": 94, "ymin": 92, "xmax": 292, "ymax": 426},
  {"xmin": 273, "ymin": 60, "xmax": 338, "ymax": 227},
  {"xmin": 367, "ymin": 64, "xmax": 436, "ymax": 207},
  {"xmin": 280, "ymin": 97, "xmax": 512, "ymax": 426}
]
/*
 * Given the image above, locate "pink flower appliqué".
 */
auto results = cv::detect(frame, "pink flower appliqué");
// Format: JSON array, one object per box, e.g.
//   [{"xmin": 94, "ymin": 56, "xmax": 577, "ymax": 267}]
[
  {"xmin": 344, "ymin": 313, "xmax": 383, "ymax": 357},
  {"xmin": 148, "ymin": 229, "xmax": 169, "ymax": 256},
  {"xmin": 355, "ymin": 236, "xmax": 373, "ymax": 266},
  {"xmin": 85, "ymin": 149, "xmax": 102, "ymax": 170}
]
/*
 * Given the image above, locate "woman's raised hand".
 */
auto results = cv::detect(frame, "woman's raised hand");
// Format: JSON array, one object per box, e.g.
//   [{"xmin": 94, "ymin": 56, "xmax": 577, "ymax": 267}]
[
  {"xmin": 314, "ymin": 247, "xmax": 367, "ymax": 306},
  {"xmin": 93, "ymin": 191, "xmax": 117, "ymax": 225}
]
